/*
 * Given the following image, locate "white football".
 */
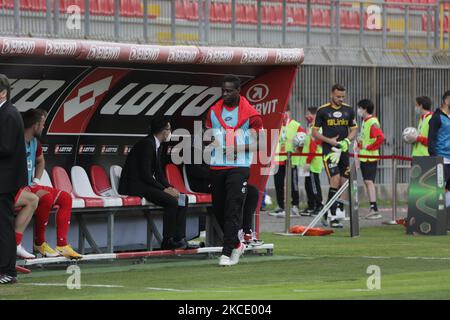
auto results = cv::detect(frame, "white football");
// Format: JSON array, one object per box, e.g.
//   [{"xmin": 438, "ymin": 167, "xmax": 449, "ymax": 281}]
[
  {"xmin": 402, "ymin": 127, "xmax": 418, "ymax": 144},
  {"xmin": 293, "ymin": 132, "xmax": 307, "ymax": 147}
]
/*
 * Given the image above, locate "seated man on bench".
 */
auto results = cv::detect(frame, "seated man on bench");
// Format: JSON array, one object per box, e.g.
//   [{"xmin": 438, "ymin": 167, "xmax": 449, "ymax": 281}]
[{"xmin": 119, "ymin": 116, "xmax": 189, "ymax": 250}]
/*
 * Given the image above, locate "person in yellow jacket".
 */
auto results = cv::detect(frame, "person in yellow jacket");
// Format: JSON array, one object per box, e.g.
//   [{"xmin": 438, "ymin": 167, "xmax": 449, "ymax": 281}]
[
  {"xmin": 270, "ymin": 106, "xmax": 306, "ymax": 217},
  {"xmin": 356, "ymin": 99, "xmax": 385, "ymax": 220},
  {"xmin": 412, "ymin": 96, "xmax": 433, "ymax": 157},
  {"xmin": 299, "ymin": 107, "xmax": 324, "ymax": 216}
]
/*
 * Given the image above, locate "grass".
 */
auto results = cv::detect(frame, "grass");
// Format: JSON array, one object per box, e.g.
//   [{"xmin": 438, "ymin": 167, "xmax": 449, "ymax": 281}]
[{"xmin": 3, "ymin": 225, "xmax": 450, "ymax": 300}]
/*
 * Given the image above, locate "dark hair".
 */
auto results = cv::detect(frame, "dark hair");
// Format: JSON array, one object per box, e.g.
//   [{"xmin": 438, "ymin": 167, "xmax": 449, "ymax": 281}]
[
  {"xmin": 443, "ymin": 91, "xmax": 450, "ymax": 103},
  {"xmin": 22, "ymin": 109, "xmax": 43, "ymax": 129},
  {"xmin": 416, "ymin": 96, "xmax": 432, "ymax": 111},
  {"xmin": 34, "ymin": 108, "xmax": 48, "ymax": 118},
  {"xmin": 222, "ymin": 75, "xmax": 241, "ymax": 89},
  {"xmin": 149, "ymin": 115, "xmax": 171, "ymax": 135},
  {"xmin": 307, "ymin": 106, "xmax": 318, "ymax": 115},
  {"xmin": 0, "ymin": 74, "xmax": 11, "ymax": 100},
  {"xmin": 357, "ymin": 99, "xmax": 375, "ymax": 114},
  {"xmin": 331, "ymin": 84, "xmax": 345, "ymax": 92}
]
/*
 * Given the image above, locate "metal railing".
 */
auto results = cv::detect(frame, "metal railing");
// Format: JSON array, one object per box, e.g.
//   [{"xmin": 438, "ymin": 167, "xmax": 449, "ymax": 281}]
[{"xmin": 1, "ymin": 0, "xmax": 450, "ymax": 51}]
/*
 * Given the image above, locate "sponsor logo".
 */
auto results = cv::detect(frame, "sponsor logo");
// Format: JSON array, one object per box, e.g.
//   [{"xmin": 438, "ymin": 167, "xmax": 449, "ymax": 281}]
[
  {"xmin": 100, "ymin": 83, "xmax": 221, "ymax": 117},
  {"xmin": 78, "ymin": 144, "xmax": 96, "ymax": 154},
  {"xmin": 246, "ymin": 84, "xmax": 269, "ymax": 103},
  {"xmin": 87, "ymin": 45, "xmax": 121, "ymax": 60},
  {"xmin": 1, "ymin": 39, "xmax": 36, "ymax": 55},
  {"xmin": 129, "ymin": 46, "xmax": 160, "ymax": 62},
  {"xmin": 54, "ymin": 144, "xmax": 74, "ymax": 154},
  {"xmin": 167, "ymin": 48, "xmax": 198, "ymax": 63},
  {"xmin": 202, "ymin": 50, "xmax": 234, "ymax": 64},
  {"xmin": 101, "ymin": 145, "xmax": 119, "ymax": 155},
  {"xmin": 41, "ymin": 144, "xmax": 49, "ymax": 154},
  {"xmin": 240, "ymin": 50, "xmax": 269, "ymax": 64},
  {"xmin": 45, "ymin": 41, "xmax": 77, "ymax": 56},
  {"xmin": 123, "ymin": 145, "xmax": 133, "ymax": 155},
  {"xmin": 275, "ymin": 50, "xmax": 303, "ymax": 64},
  {"xmin": 333, "ymin": 111, "xmax": 343, "ymax": 118}
]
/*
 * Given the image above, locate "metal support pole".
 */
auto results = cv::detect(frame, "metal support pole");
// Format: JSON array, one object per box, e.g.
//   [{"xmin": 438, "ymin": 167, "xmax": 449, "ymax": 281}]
[
  {"xmin": 114, "ymin": 0, "xmax": 120, "ymax": 41},
  {"xmin": 306, "ymin": 0, "xmax": 311, "ymax": 46},
  {"xmin": 284, "ymin": 153, "xmax": 292, "ymax": 234},
  {"xmin": 257, "ymin": 0, "xmax": 262, "ymax": 45},
  {"xmin": 427, "ymin": 6, "xmax": 432, "ymax": 49},
  {"xmin": 198, "ymin": 0, "xmax": 203, "ymax": 44},
  {"xmin": 171, "ymin": 0, "xmax": 176, "ymax": 44},
  {"xmin": 434, "ymin": 3, "xmax": 439, "ymax": 49},
  {"xmin": 143, "ymin": 0, "xmax": 149, "ymax": 43},
  {"xmin": 231, "ymin": 0, "xmax": 236, "ymax": 43},
  {"xmin": 282, "ymin": 0, "xmax": 287, "ymax": 46},
  {"xmin": 107, "ymin": 212, "xmax": 115, "ymax": 253},
  {"xmin": 53, "ymin": 0, "xmax": 60, "ymax": 36},
  {"xmin": 329, "ymin": 1, "xmax": 334, "ymax": 46},
  {"xmin": 205, "ymin": 0, "xmax": 210, "ymax": 44},
  {"xmin": 382, "ymin": 3, "xmax": 387, "ymax": 49},
  {"xmin": 359, "ymin": 2, "xmax": 364, "ymax": 48},
  {"xmin": 13, "ymin": 0, "xmax": 20, "ymax": 36},
  {"xmin": 404, "ymin": 5, "xmax": 410, "ymax": 50},
  {"xmin": 85, "ymin": 0, "xmax": 90, "ymax": 38},
  {"xmin": 336, "ymin": 1, "xmax": 341, "ymax": 47},
  {"xmin": 383, "ymin": 156, "xmax": 398, "ymax": 225},
  {"xmin": 46, "ymin": 0, "xmax": 52, "ymax": 36}
]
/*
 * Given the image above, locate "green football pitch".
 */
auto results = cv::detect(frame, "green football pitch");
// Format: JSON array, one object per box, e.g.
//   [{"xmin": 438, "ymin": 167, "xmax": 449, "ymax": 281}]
[{"xmin": 3, "ymin": 225, "xmax": 450, "ymax": 300}]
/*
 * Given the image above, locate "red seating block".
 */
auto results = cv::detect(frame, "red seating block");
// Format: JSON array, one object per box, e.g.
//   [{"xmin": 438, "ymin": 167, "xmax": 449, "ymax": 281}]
[{"xmin": 165, "ymin": 164, "xmax": 211, "ymax": 204}]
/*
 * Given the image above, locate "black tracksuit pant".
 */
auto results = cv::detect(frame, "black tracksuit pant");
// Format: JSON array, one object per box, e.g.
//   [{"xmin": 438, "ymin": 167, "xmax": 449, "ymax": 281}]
[
  {"xmin": 0, "ymin": 193, "xmax": 16, "ymax": 277},
  {"xmin": 211, "ymin": 167, "xmax": 249, "ymax": 257},
  {"xmin": 305, "ymin": 172, "xmax": 323, "ymax": 209},
  {"xmin": 274, "ymin": 164, "xmax": 299, "ymax": 209}
]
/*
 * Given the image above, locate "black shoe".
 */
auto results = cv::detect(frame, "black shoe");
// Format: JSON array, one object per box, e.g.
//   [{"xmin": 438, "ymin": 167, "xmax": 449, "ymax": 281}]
[
  {"xmin": 0, "ymin": 274, "xmax": 17, "ymax": 284},
  {"xmin": 300, "ymin": 207, "xmax": 315, "ymax": 216},
  {"xmin": 313, "ymin": 205, "xmax": 324, "ymax": 216},
  {"xmin": 161, "ymin": 238, "xmax": 183, "ymax": 250},
  {"xmin": 175, "ymin": 238, "xmax": 189, "ymax": 250}
]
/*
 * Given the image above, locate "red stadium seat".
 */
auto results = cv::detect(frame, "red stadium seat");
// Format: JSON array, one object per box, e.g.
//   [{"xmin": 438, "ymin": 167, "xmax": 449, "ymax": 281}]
[
  {"xmin": 236, "ymin": 3, "xmax": 246, "ymax": 24},
  {"xmin": 90, "ymin": 165, "xmax": 141, "ymax": 206},
  {"xmin": 175, "ymin": 0, "xmax": 186, "ymax": 19},
  {"xmin": 349, "ymin": 11, "xmax": 360, "ymax": 29},
  {"xmin": 51, "ymin": 166, "xmax": 94, "ymax": 208},
  {"xmin": 165, "ymin": 164, "xmax": 211, "ymax": 204},
  {"xmin": 184, "ymin": 0, "xmax": 198, "ymax": 21},
  {"xmin": 246, "ymin": 4, "xmax": 257, "ymax": 24},
  {"xmin": 340, "ymin": 10, "xmax": 350, "ymax": 29}
]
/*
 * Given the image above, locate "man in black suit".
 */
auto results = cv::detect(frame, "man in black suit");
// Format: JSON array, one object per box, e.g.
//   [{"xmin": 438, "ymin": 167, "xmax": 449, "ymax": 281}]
[
  {"xmin": 0, "ymin": 74, "xmax": 27, "ymax": 284},
  {"xmin": 119, "ymin": 116, "xmax": 188, "ymax": 250}
]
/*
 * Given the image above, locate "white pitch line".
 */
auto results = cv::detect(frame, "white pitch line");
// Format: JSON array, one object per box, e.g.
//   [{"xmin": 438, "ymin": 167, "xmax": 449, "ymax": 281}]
[
  {"xmin": 146, "ymin": 287, "xmax": 193, "ymax": 292},
  {"xmin": 24, "ymin": 283, "xmax": 124, "ymax": 288}
]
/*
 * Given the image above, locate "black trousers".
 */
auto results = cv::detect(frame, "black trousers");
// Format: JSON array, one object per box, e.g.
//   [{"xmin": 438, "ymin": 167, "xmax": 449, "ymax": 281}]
[
  {"xmin": 242, "ymin": 184, "xmax": 259, "ymax": 234},
  {"xmin": 143, "ymin": 187, "xmax": 187, "ymax": 240},
  {"xmin": 211, "ymin": 167, "xmax": 249, "ymax": 257},
  {"xmin": 305, "ymin": 172, "xmax": 323, "ymax": 209},
  {"xmin": 274, "ymin": 164, "xmax": 299, "ymax": 209},
  {"xmin": 0, "ymin": 193, "xmax": 16, "ymax": 277}
]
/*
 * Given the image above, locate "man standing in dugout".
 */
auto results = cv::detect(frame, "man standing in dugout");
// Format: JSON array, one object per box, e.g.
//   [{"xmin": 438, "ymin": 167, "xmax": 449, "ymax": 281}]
[
  {"xmin": 206, "ymin": 75, "xmax": 263, "ymax": 267},
  {"xmin": 0, "ymin": 74, "xmax": 28, "ymax": 284},
  {"xmin": 312, "ymin": 84, "xmax": 358, "ymax": 228}
]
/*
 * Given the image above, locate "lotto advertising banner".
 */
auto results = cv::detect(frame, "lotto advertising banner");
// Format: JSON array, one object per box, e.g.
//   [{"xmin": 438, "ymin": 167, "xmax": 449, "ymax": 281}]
[{"xmin": 1, "ymin": 37, "xmax": 303, "ymax": 198}]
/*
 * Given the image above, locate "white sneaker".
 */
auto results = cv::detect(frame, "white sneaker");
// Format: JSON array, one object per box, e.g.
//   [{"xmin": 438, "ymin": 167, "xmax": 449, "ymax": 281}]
[
  {"xmin": 268, "ymin": 207, "xmax": 285, "ymax": 217},
  {"xmin": 230, "ymin": 243, "xmax": 246, "ymax": 265},
  {"xmin": 291, "ymin": 206, "xmax": 300, "ymax": 216},
  {"xmin": 17, "ymin": 244, "xmax": 36, "ymax": 259},
  {"xmin": 218, "ymin": 255, "xmax": 232, "ymax": 267},
  {"xmin": 335, "ymin": 207, "xmax": 346, "ymax": 220}
]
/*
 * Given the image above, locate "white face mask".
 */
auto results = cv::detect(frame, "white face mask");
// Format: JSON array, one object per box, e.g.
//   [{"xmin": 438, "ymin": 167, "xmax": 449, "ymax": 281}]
[
  {"xmin": 357, "ymin": 109, "xmax": 365, "ymax": 118},
  {"xmin": 415, "ymin": 107, "xmax": 422, "ymax": 115},
  {"xmin": 165, "ymin": 132, "xmax": 172, "ymax": 142}
]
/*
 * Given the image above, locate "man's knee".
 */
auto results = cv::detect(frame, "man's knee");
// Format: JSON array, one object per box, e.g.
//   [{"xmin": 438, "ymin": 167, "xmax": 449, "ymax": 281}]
[
  {"xmin": 55, "ymin": 191, "xmax": 72, "ymax": 208},
  {"xmin": 38, "ymin": 192, "xmax": 54, "ymax": 209}
]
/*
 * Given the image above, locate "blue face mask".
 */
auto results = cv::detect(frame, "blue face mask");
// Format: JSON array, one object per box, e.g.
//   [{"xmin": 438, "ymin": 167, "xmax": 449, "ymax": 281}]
[{"xmin": 415, "ymin": 107, "xmax": 421, "ymax": 115}]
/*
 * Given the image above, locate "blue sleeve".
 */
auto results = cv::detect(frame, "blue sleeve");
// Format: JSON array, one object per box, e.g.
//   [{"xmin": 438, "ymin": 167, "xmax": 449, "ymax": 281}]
[{"xmin": 428, "ymin": 113, "xmax": 441, "ymax": 156}]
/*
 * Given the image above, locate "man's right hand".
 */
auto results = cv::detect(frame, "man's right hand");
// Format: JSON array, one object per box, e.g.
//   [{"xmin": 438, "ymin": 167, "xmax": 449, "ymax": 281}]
[{"xmin": 328, "ymin": 135, "xmax": 339, "ymax": 147}]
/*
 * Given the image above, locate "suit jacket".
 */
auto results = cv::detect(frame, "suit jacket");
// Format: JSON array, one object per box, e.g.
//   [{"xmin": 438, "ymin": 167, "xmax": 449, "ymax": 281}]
[
  {"xmin": 0, "ymin": 101, "xmax": 27, "ymax": 193},
  {"xmin": 119, "ymin": 135, "xmax": 171, "ymax": 196}
]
